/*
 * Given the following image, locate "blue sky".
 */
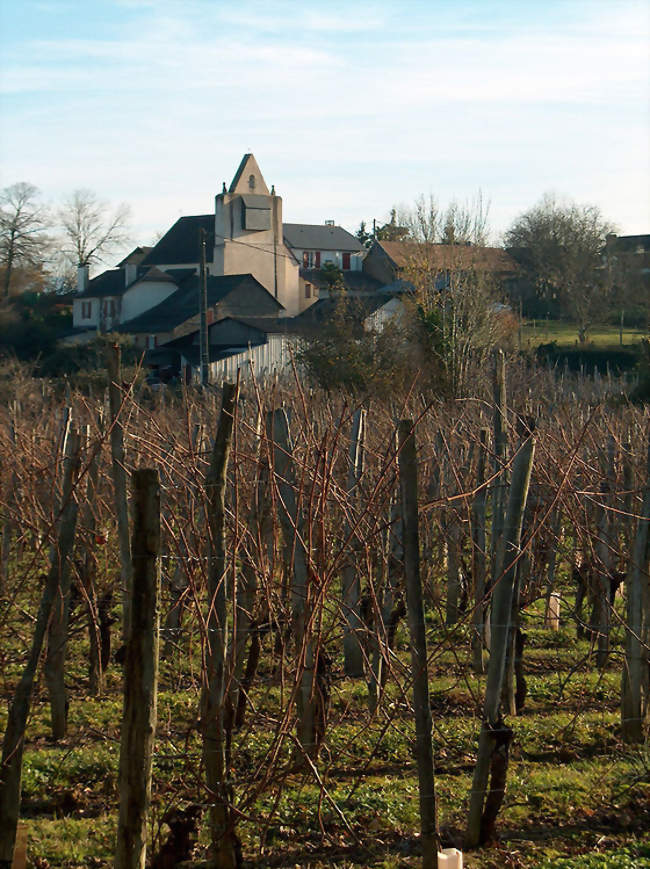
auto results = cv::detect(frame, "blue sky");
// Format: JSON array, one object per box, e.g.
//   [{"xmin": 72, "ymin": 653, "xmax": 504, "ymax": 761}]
[{"xmin": 1, "ymin": 0, "xmax": 648, "ymax": 256}]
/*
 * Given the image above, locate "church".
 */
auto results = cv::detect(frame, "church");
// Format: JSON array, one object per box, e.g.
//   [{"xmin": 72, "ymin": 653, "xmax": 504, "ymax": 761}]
[{"xmin": 71, "ymin": 154, "xmax": 364, "ymax": 343}]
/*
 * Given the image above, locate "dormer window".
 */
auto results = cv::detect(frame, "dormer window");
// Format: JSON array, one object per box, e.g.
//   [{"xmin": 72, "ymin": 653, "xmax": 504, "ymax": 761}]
[{"xmin": 248, "ymin": 174, "xmax": 256, "ymax": 191}]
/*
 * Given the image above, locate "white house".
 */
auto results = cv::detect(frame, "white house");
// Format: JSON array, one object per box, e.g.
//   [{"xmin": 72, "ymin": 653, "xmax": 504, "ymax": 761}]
[{"xmin": 283, "ymin": 223, "xmax": 364, "ymax": 272}]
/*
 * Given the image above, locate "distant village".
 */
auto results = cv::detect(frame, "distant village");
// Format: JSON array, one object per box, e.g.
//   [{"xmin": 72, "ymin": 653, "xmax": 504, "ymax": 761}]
[
  {"xmin": 58, "ymin": 153, "xmax": 519, "ymax": 384},
  {"xmin": 24, "ymin": 151, "xmax": 643, "ymax": 385}
]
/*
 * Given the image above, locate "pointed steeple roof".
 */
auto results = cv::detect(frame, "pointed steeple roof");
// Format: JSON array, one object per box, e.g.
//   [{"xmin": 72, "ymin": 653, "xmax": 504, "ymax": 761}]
[{"xmin": 228, "ymin": 153, "xmax": 270, "ymax": 195}]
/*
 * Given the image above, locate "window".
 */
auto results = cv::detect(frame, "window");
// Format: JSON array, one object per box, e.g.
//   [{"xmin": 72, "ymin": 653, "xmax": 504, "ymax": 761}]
[
  {"xmin": 342, "ymin": 252, "xmax": 351, "ymax": 270},
  {"xmin": 305, "ymin": 283, "xmax": 311, "ymax": 299},
  {"xmin": 248, "ymin": 174, "xmax": 256, "ymax": 191},
  {"xmin": 302, "ymin": 251, "xmax": 321, "ymax": 269},
  {"xmin": 81, "ymin": 301, "xmax": 92, "ymax": 319},
  {"xmin": 147, "ymin": 335, "xmax": 158, "ymax": 349},
  {"xmin": 103, "ymin": 299, "xmax": 116, "ymax": 318}
]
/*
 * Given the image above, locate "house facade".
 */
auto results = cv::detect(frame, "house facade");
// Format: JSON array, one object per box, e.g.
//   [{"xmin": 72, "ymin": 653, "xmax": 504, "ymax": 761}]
[{"xmin": 283, "ymin": 223, "xmax": 364, "ymax": 272}]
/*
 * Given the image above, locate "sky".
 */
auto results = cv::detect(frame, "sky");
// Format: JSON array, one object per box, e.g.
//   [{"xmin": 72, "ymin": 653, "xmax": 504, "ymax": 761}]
[{"xmin": 0, "ymin": 0, "xmax": 648, "ymax": 259}]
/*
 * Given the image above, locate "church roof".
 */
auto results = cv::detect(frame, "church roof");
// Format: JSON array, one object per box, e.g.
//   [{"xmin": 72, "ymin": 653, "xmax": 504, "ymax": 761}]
[{"xmin": 229, "ymin": 153, "xmax": 270, "ymax": 195}]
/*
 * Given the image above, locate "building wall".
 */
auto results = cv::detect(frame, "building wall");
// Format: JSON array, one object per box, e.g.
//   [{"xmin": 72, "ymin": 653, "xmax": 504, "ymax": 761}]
[
  {"xmin": 72, "ymin": 297, "xmax": 99, "ymax": 329},
  {"xmin": 363, "ymin": 297, "xmax": 406, "ymax": 332},
  {"xmin": 205, "ymin": 320, "xmax": 264, "ymax": 347},
  {"xmin": 214, "ymin": 191, "xmax": 302, "ymax": 316},
  {"xmin": 292, "ymin": 249, "xmax": 363, "ymax": 272},
  {"xmin": 99, "ymin": 297, "xmax": 120, "ymax": 332},
  {"xmin": 362, "ymin": 245, "xmax": 395, "ymax": 284},
  {"xmin": 73, "ymin": 296, "xmax": 121, "ymax": 332},
  {"xmin": 121, "ymin": 280, "xmax": 178, "ymax": 324}
]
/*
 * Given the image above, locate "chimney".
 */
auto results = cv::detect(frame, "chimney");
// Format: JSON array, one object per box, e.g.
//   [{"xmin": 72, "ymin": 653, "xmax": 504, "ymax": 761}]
[
  {"xmin": 325, "ymin": 219, "xmax": 335, "ymax": 226},
  {"xmin": 77, "ymin": 265, "xmax": 89, "ymax": 294}
]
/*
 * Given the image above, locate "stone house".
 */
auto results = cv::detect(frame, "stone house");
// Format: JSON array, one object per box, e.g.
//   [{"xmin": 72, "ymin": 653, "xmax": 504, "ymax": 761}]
[{"xmin": 362, "ymin": 239, "xmax": 520, "ymax": 293}]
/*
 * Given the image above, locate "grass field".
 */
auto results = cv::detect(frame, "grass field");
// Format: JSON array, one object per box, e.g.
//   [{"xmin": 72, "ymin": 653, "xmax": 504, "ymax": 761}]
[
  {"xmin": 3, "ymin": 582, "xmax": 649, "ymax": 868},
  {"xmin": 519, "ymin": 321, "xmax": 647, "ymax": 350}
]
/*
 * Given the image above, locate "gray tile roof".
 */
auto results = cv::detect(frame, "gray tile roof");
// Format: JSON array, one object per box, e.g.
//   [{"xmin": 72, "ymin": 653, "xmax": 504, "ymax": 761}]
[
  {"xmin": 283, "ymin": 224, "xmax": 364, "ymax": 253},
  {"xmin": 291, "ymin": 293, "xmax": 394, "ymax": 328},
  {"xmin": 140, "ymin": 215, "xmax": 214, "ymax": 267},
  {"xmin": 138, "ymin": 267, "xmax": 178, "ymax": 284},
  {"xmin": 229, "ymin": 316, "xmax": 290, "ymax": 333},
  {"xmin": 77, "ymin": 265, "xmax": 187, "ymax": 299},
  {"xmin": 76, "ymin": 269, "xmax": 125, "ymax": 299},
  {"xmin": 120, "ymin": 273, "xmax": 280, "ymax": 334},
  {"xmin": 117, "ymin": 246, "xmax": 153, "ymax": 267}
]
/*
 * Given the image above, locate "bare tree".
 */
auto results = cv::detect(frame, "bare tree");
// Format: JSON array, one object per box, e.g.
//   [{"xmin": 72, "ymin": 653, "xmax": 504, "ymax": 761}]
[
  {"xmin": 401, "ymin": 251, "xmax": 514, "ymax": 397},
  {"xmin": 505, "ymin": 194, "xmax": 616, "ymax": 342},
  {"xmin": 0, "ymin": 182, "xmax": 50, "ymax": 298},
  {"xmin": 440, "ymin": 190, "xmax": 490, "ymax": 246},
  {"xmin": 396, "ymin": 190, "xmax": 490, "ymax": 246},
  {"xmin": 59, "ymin": 189, "xmax": 131, "ymax": 270}
]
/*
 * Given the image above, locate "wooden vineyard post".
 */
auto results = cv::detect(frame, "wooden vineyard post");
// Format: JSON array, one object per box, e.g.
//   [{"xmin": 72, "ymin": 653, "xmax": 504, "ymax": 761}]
[
  {"xmin": 466, "ymin": 434, "xmax": 535, "ymax": 848},
  {"xmin": 471, "ymin": 429, "xmax": 489, "ymax": 674},
  {"xmin": 0, "ymin": 570, "xmax": 60, "ymax": 867},
  {"xmin": 490, "ymin": 349, "xmax": 508, "ymax": 584},
  {"xmin": 342, "ymin": 407, "xmax": 366, "ymax": 677},
  {"xmin": 445, "ymin": 508, "xmax": 463, "ymax": 627},
  {"xmin": 200, "ymin": 383, "xmax": 240, "ymax": 868},
  {"xmin": 114, "ymin": 469, "xmax": 160, "ymax": 869},
  {"xmin": 596, "ymin": 436, "xmax": 616, "ymax": 670},
  {"xmin": 397, "ymin": 419, "xmax": 439, "ymax": 869},
  {"xmin": 230, "ymin": 410, "xmax": 270, "ymax": 730},
  {"xmin": 368, "ymin": 487, "xmax": 403, "ymax": 710},
  {"xmin": 107, "ymin": 343, "xmax": 133, "ymax": 640},
  {"xmin": 544, "ymin": 510, "xmax": 562, "ymax": 624},
  {"xmin": 621, "ymin": 429, "xmax": 650, "ymax": 743},
  {"xmin": 0, "ymin": 408, "xmax": 17, "ymax": 597},
  {"xmin": 44, "ymin": 427, "xmax": 81, "ymax": 740},
  {"xmin": 0, "ymin": 430, "xmax": 81, "ymax": 864},
  {"xmin": 79, "ymin": 422, "xmax": 104, "ymax": 695},
  {"xmin": 271, "ymin": 408, "xmax": 317, "ymax": 758}
]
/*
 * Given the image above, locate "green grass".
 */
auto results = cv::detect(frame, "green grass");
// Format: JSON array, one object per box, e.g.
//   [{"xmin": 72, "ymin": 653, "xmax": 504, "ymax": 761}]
[
  {"xmin": 520, "ymin": 320, "xmax": 647, "ymax": 349},
  {"xmin": 3, "ymin": 576, "xmax": 649, "ymax": 868}
]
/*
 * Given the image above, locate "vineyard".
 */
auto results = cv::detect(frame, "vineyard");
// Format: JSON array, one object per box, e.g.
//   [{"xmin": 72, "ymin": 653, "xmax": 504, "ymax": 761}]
[{"xmin": 0, "ymin": 350, "xmax": 649, "ymax": 869}]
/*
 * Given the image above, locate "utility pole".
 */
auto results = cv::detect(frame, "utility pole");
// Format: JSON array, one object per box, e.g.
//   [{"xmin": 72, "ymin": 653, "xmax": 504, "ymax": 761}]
[{"xmin": 199, "ymin": 228, "xmax": 210, "ymax": 385}]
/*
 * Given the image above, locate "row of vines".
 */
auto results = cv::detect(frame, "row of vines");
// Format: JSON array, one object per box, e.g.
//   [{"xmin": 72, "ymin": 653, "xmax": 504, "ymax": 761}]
[{"xmin": 0, "ymin": 350, "xmax": 648, "ymax": 867}]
